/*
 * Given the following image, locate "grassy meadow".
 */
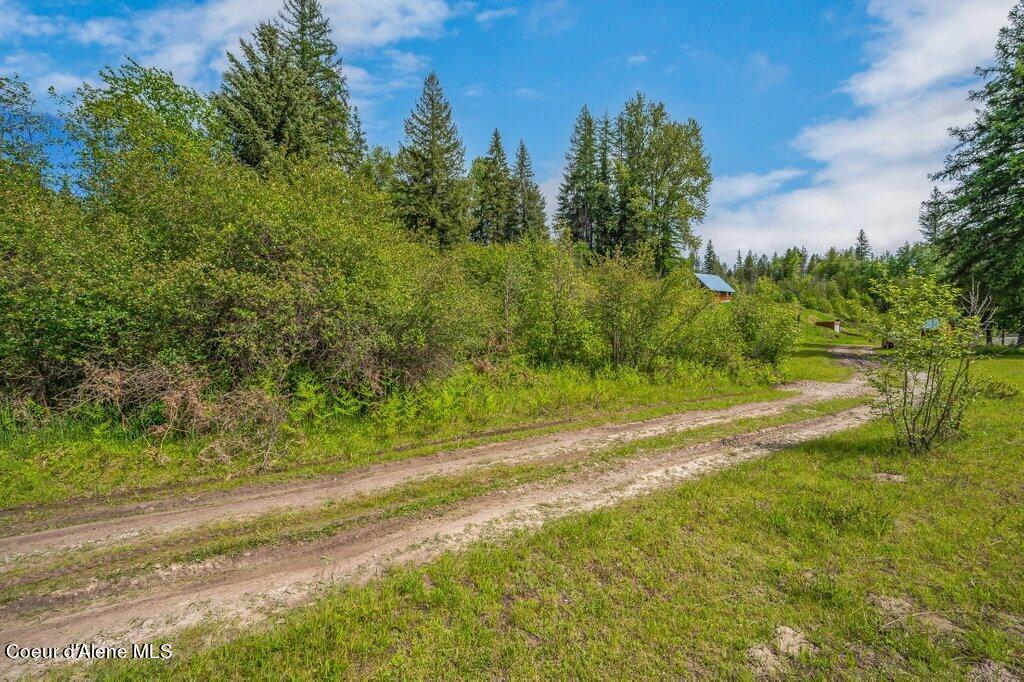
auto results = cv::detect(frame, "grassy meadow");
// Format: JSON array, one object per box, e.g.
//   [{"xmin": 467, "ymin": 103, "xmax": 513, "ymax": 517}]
[{"xmin": 85, "ymin": 351, "xmax": 1024, "ymax": 679}]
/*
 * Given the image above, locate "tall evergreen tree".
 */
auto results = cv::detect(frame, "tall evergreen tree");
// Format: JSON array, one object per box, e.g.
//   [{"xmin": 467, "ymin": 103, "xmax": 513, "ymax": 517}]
[
  {"xmin": 592, "ymin": 112, "xmax": 616, "ymax": 253},
  {"xmin": 934, "ymin": 2, "xmax": 1024, "ymax": 329},
  {"xmin": 854, "ymin": 229, "xmax": 872, "ymax": 260},
  {"xmin": 511, "ymin": 140, "xmax": 548, "ymax": 240},
  {"xmin": 918, "ymin": 186, "xmax": 947, "ymax": 244},
  {"xmin": 348, "ymin": 108, "xmax": 368, "ymax": 161},
  {"xmin": 216, "ymin": 22, "xmax": 320, "ymax": 167},
  {"xmin": 613, "ymin": 93, "xmax": 711, "ymax": 272},
  {"xmin": 393, "ymin": 72, "xmax": 468, "ymax": 248},
  {"xmin": 702, "ymin": 240, "xmax": 723, "ymax": 275},
  {"xmin": 742, "ymin": 250, "xmax": 756, "ymax": 285},
  {"xmin": 275, "ymin": 0, "xmax": 361, "ymax": 169},
  {"xmin": 557, "ymin": 106, "xmax": 599, "ymax": 247},
  {"xmin": 469, "ymin": 129, "xmax": 514, "ymax": 244}
]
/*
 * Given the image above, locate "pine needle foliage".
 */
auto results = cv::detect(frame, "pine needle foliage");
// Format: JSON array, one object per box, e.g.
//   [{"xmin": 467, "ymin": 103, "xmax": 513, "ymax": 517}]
[{"xmin": 393, "ymin": 72, "xmax": 469, "ymax": 249}]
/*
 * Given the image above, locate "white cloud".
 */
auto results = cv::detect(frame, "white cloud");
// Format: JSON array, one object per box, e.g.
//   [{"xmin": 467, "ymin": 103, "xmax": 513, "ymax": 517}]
[
  {"xmin": 525, "ymin": 0, "xmax": 576, "ymax": 35},
  {"xmin": 0, "ymin": 51, "xmax": 90, "ymax": 104},
  {"xmin": 464, "ymin": 82, "xmax": 486, "ymax": 97},
  {"xmin": 626, "ymin": 53, "xmax": 649, "ymax": 66},
  {"xmin": 475, "ymin": 7, "xmax": 518, "ymax": 24},
  {"xmin": 384, "ymin": 49, "xmax": 429, "ymax": 73},
  {"xmin": 710, "ymin": 168, "xmax": 805, "ymax": 205},
  {"xmin": 0, "ymin": 0, "xmax": 452, "ymax": 133},
  {"xmin": 513, "ymin": 86, "xmax": 542, "ymax": 100},
  {"xmin": 0, "ymin": 0, "xmax": 62, "ymax": 40},
  {"xmin": 847, "ymin": 0, "xmax": 1014, "ymax": 105},
  {"xmin": 52, "ymin": 0, "xmax": 451, "ymax": 88},
  {"xmin": 703, "ymin": 0, "xmax": 1015, "ymax": 256}
]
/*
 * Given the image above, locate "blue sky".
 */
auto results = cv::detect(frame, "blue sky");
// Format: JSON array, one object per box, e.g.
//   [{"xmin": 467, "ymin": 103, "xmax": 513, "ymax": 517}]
[{"xmin": 1, "ymin": 0, "xmax": 1016, "ymax": 255}]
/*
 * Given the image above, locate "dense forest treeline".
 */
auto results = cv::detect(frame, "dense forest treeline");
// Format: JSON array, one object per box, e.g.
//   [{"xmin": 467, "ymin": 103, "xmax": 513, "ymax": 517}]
[
  {"xmin": 2, "ymin": 0, "xmax": 1022, "ymax": 431},
  {"xmin": 695, "ymin": 230, "xmax": 940, "ymax": 327}
]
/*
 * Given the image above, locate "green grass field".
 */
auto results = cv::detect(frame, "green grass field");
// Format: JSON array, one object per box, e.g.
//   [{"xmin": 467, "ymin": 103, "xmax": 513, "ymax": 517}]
[
  {"xmin": 782, "ymin": 309, "xmax": 874, "ymax": 383},
  {"xmin": 88, "ymin": 353, "xmax": 1023, "ymax": 679}
]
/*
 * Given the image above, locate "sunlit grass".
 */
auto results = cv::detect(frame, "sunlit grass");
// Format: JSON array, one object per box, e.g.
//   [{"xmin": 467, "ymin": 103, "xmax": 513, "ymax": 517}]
[{"xmin": 93, "ymin": 356, "xmax": 1024, "ymax": 679}]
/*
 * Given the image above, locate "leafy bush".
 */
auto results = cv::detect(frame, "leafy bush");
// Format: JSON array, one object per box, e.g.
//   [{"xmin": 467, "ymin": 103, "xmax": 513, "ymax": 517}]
[
  {"xmin": 729, "ymin": 278, "xmax": 800, "ymax": 367},
  {"xmin": 869, "ymin": 273, "xmax": 982, "ymax": 454},
  {"xmin": 1, "ymin": 64, "xmax": 483, "ymax": 405}
]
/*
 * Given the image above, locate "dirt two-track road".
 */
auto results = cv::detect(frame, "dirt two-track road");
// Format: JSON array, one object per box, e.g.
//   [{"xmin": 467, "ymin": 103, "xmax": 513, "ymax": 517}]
[{"xmin": 0, "ymin": 347, "xmax": 875, "ymax": 677}]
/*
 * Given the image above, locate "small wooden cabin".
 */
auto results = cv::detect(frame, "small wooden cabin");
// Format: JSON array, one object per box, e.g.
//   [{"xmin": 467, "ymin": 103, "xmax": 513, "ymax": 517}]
[{"xmin": 695, "ymin": 273, "xmax": 736, "ymax": 302}]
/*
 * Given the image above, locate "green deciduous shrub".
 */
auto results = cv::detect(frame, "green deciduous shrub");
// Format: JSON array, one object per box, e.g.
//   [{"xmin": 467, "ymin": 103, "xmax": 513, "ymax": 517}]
[
  {"xmin": 730, "ymin": 278, "xmax": 801, "ymax": 367},
  {"xmin": 2, "ymin": 64, "xmax": 483, "ymax": 407},
  {"xmin": 869, "ymin": 273, "xmax": 983, "ymax": 454}
]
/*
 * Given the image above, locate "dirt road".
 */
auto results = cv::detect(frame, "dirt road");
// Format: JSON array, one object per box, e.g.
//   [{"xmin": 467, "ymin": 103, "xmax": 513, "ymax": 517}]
[
  {"xmin": 0, "ymin": 378, "xmax": 865, "ymax": 561},
  {"xmin": 0, "ymin": 348, "xmax": 874, "ymax": 675}
]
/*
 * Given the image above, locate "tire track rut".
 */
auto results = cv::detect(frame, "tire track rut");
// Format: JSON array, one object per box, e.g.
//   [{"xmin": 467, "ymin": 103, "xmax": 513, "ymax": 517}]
[{"xmin": 0, "ymin": 378, "xmax": 866, "ymax": 560}]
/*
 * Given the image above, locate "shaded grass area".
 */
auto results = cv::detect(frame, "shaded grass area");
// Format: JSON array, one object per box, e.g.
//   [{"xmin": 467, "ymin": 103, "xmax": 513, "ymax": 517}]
[
  {"xmin": 0, "ymin": 362, "xmax": 785, "ymax": 511},
  {"xmin": 2, "ymin": 398, "xmax": 867, "ymax": 611},
  {"xmin": 94, "ymin": 356, "xmax": 1024, "ymax": 679}
]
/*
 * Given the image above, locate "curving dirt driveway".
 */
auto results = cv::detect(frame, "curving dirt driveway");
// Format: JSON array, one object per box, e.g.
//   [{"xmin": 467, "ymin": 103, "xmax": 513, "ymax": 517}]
[
  {"xmin": 0, "ymin": 347, "xmax": 875, "ymax": 675},
  {"xmin": 0, "ymin": 378, "xmax": 867, "ymax": 562}
]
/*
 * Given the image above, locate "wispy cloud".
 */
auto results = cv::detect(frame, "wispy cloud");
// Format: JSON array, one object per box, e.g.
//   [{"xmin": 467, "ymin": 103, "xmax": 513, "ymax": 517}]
[
  {"xmin": 846, "ymin": 0, "xmax": 1013, "ymax": 105},
  {"xmin": 383, "ymin": 49, "xmax": 429, "ymax": 73},
  {"xmin": 4, "ymin": 0, "xmax": 452, "ymax": 91},
  {"xmin": 475, "ymin": 7, "xmax": 518, "ymax": 25},
  {"xmin": 0, "ymin": 51, "xmax": 90, "ymax": 101},
  {"xmin": 710, "ymin": 168, "xmax": 805, "ymax": 206},
  {"xmin": 703, "ymin": 0, "xmax": 1015, "ymax": 256},
  {"xmin": 744, "ymin": 51, "xmax": 789, "ymax": 88},
  {"xmin": 626, "ymin": 53, "xmax": 649, "ymax": 66},
  {"xmin": 464, "ymin": 82, "xmax": 486, "ymax": 97},
  {"xmin": 0, "ymin": 0, "xmax": 454, "ymax": 131},
  {"xmin": 513, "ymin": 86, "xmax": 542, "ymax": 100},
  {"xmin": 525, "ymin": 0, "xmax": 576, "ymax": 35},
  {"xmin": 0, "ymin": 0, "xmax": 62, "ymax": 40}
]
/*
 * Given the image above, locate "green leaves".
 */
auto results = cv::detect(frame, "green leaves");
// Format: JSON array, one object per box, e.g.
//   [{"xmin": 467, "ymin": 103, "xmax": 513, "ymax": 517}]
[
  {"xmin": 0, "ymin": 74, "xmax": 50, "ymax": 181},
  {"xmin": 869, "ymin": 273, "xmax": 981, "ymax": 454},
  {"xmin": 557, "ymin": 94, "xmax": 711, "ymax": 273}
]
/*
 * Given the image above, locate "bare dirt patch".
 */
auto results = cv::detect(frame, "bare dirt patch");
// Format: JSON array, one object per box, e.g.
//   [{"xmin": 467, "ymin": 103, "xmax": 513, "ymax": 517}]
[
  {"xmin": 828, "ymin": 345, "xmax": 876, "ymax": 370},
  {"xmin": 971, "ymin": 660, "xmax": 1022, "ymax": 682},
  {"xmin": 747, "ymin": 643, "xmax": 784, "ymax": 678},
  {"xmin": 773, "ymin": 625, "xmax": 818, "ymax": 658},
  {"xmin": 747, "ymin": 625, "xmax": 819, "ymax": 678},
  {"xmin": 870, "ymin": 593, "xmax": 962, "ymax": 635}
]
